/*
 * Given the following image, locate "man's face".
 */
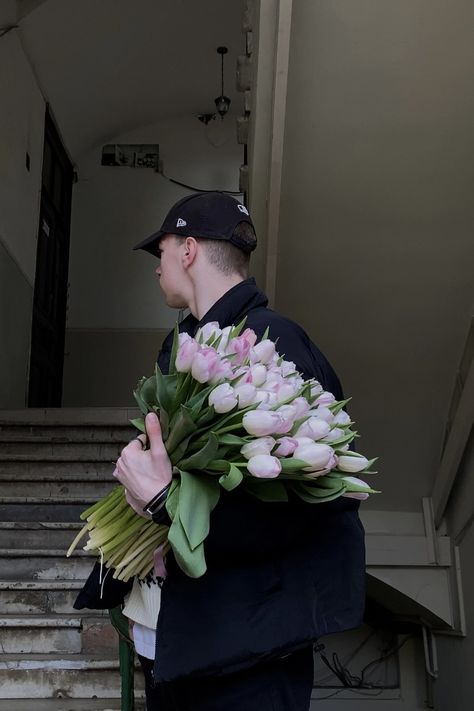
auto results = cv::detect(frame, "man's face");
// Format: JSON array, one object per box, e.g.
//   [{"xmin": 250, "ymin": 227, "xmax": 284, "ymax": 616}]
[{"xmin": 155, "ymin": 234, "xmax": 188, "ymax": 309}]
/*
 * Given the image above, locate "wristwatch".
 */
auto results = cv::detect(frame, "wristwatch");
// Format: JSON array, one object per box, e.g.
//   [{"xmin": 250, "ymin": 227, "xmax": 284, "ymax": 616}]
[{"xmin": 143, "ymin": 484, "xmax": 171, "ymax": 524}]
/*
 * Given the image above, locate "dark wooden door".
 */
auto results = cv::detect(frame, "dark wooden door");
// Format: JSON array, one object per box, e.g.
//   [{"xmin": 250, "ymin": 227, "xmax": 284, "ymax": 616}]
[{"xmin": 28, "ymin": 109, "xmax": 73, "ymax": 407}]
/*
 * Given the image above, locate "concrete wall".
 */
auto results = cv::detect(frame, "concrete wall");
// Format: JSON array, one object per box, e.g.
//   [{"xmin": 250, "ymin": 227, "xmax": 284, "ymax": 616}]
[
  {"xmin": 0, "ymin": 27, "xmax": 45, "ymax": 407},
  {"xmin": 63, "ymin": 115, "xmax": 243, "ymax": 405},
  {"xmin": 273, "ymin": 0, "xmax": 474, "ymax": 512},
  {"xmin": 434, "ymin": 431, "xmax": 474, "ymax": 709}
]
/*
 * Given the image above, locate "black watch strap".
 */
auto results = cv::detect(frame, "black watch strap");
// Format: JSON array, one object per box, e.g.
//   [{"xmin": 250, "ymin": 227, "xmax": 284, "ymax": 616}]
[{"xmin": 143, "ymin": 484, "xmax": 171, "ymax": 517}]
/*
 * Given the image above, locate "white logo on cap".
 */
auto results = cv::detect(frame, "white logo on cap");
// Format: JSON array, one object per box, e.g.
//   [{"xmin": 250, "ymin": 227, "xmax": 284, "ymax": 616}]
[
  {"xmin": 176, "ymin": 218, "xmax": 187, "ymax": 227},
  {"xmin": 237, "ymin": 204, "xmax": 249, "ymax": 216}
]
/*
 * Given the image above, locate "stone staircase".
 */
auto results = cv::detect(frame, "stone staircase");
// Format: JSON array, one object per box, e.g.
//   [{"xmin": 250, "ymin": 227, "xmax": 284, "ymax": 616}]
[{"xmin": 0, "ymin": 409, "xmax": 146, "ymax": 710}]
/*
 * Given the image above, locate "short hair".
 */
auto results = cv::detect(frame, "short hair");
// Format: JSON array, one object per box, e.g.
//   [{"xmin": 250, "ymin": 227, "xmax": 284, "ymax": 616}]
[{"xmin": 176, "ymin": 221, "xmax": 257, "ymax": 278}]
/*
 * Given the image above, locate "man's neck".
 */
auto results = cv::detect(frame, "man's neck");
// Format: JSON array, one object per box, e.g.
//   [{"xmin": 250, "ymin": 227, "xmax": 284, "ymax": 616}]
[{"xmin": 192, "ymin": 274, "xmax": 245, "ymax": 321}]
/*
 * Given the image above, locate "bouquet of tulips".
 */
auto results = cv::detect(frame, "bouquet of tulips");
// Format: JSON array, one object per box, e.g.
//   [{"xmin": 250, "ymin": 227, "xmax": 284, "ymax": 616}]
[{"xmin": 67, "ymin": 320, "xmax": 378, "ymax": 579}]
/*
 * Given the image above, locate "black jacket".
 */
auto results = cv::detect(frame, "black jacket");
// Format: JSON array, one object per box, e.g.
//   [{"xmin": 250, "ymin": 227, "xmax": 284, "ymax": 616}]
[{"xmin": 153, "ymin": 279, "xmax": 365, "ymax": 681}]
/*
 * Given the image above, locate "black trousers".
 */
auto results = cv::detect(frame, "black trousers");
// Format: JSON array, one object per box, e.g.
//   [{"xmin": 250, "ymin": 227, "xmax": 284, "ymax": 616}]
[{"xmin": 138, "ymin": 647, "xmax": 314, "ymax": 711}]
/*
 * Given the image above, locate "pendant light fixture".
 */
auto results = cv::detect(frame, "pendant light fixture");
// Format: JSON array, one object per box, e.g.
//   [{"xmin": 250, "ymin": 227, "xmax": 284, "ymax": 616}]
[{"xmin": 214, "ymin": 46, "xmax": 231, "ymax": 119}]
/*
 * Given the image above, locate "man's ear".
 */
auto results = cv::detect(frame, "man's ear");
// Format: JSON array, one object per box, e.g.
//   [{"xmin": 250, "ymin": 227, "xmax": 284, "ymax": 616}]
[{"xmin": 182, "ymin": 236, "xmax": 198, "ymax": 267}]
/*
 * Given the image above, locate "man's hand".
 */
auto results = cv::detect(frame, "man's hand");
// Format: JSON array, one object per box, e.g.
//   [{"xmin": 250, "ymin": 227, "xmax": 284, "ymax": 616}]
[{"xmin": 114, "ymin": 412, "xmax": 172, "ymax": 516}]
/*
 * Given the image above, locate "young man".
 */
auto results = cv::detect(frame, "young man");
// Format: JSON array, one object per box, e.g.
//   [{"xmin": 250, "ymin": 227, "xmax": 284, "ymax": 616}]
[{"xmin": 114, "ymin": 192, "xmax": 366, "ymax": 710}]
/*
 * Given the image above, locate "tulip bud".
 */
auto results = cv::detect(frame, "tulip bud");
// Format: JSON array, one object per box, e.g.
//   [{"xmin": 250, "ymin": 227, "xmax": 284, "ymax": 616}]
[
  {"xmin": 310, "ymin": 382, "xmax": 323, "ymax": 399},
  {"xmin": 208, "ymin": 383, "xmax": 238, "ymax": 413},
  {"xmin": 294, "ymin": 417, "xmax": 331, "ymax": 441},
  {"xmin": 333, "ymin": 410, "xmax": 351, "ymax": 426},
  {"xmin": 242, "ymin": 410, "xmax": 282, "ymax": 436},
  {"xmin": 175, "ymin": 334, "xmax": 200, "ymax": 373},
  {"xmin": 341, "ymin": 476, "xmax": 372, "ymax": 499},
  {"xmin": 293, "ymin": 441, "xmax": 333, "ymax": 472},
  {"xmin": 247, "ymin": 454, "xmax": 282, "ymax": 478},
  {"xmin": 292, "ymin": 397, "xmax": 311, "ymax": 418},
  {"xmin": 308, "ymin": 406, "xmax": 334, "ymax": 424},
  {"xmin": 251, "ymin": 339, "xmax": 276, "ymax": 364},
  {"xmin": 234, "ymin": 383, "xmax": 257, "ymax": 408},
  {"xmin": 241, "ymin": 437, "xmax": 276, "ymax": 459},
  {"xmin": 323, "ymin": 427, "xmax": 345, "ymax": 442},
  {"xmin": 196, "ymin": 321, "xmax": 221, "ymax": 344},
  {"xmin": 314, "ymin": 391, "xmax": 336, "ymax": 407},
  {"xmin": 337, "ymin": 454, "xmax": 369, "ymax": 473},
  {"xmin": 191, "ymin": 347, "xmax": 219, "ymax": 383},
  {"xmin": 273, "ymin": 436, "xmax": 298, "ymax": 456},
  {"xmin": 250, "ymin": 364, "xmax": 267, "ymax": 387}
]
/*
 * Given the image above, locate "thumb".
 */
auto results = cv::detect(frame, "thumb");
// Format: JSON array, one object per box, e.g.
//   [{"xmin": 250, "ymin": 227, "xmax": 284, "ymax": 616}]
[{"xmin": 145, "ymin": 412, "xmax": 165, "ymax": 454}]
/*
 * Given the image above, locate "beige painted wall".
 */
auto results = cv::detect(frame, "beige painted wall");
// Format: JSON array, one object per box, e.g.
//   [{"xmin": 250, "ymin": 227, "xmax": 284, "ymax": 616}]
[
  {"xmin": 272, "ymin": 0, "xmax": 474, "ymax": 511},
  {"xmin": 0, "ymin": 27, "xmax": 44, "ymax": 407},
  {"xmin": 63, "ymin": 115, "xmax": 244, "ymax": 404}
]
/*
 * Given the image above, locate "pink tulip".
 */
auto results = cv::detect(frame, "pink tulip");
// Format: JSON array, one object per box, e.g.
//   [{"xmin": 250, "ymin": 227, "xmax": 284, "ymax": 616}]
[
  {"xmin": 191, "ymin": 347, "xmax": 219, "ymax": 383},
  {"xmin": 209, "ymin": 358, "xmax": 233, "ymax": 385},
  {"xmin": 333, "ymin": 410, "xmax": 351, "ymax": 426},
  {"xmin": 196, "ymin": 321, "xmax": 221, "ymax": 344},
  {"xmin": 341, "ymin": 476, "xmax": 371, "ymax": 499},
  {"xmin": 241, "ymin": 437, "xmax": 276, "ymax": 459},
  {"xmin": 280, "ymin": 359, "xmax": 297, "ymax": 377},
  {"xmin": 247, "ymin": 454, "xmax": 282, "ymax": 478},
  {"xmin": 293, "ymin": 441, "xmax": 333, "ymax": 472},
  {"xmin": 175, "ymin": 334, "xmax": 200, "ymax": 373},
  {"xmin": 273, "ymin": 436, "xmax": 298, "ymax": 456},
  {"xmin": 323, "ymin": 427, "xmax": 344, "ymax": 442},
  {"xmin": 292, "ymin": 397, "xmax": 311, "ymax": 418},
  {"xmin": 234, "ymin": 383, "xmax": 257, "ymax": 408},
  {"xmin": 314, "ymin": 391, "xmax": 336, "ymax": 406},
  {"xmin": 294, "ymin": 417, "xmax": 331, "ymax": 441},
  {"xmin": 309, "ymin": 406, "xmax": 334, "ymax": 424},
  {"xmin": 275, "ymin": 381, "xmax": 299, "ymax": 404},
  {"xmin": 208, "ymin": 383, "xmax": 237, "ymax": 413},
  {"xmin": 226, "ymin": 335, "xmax": 252, "ymax": 365},
  {"xmin": 242, "ymin": 410, "xmax": 282, "ymax": 436},
  {"xmin": 241, "ymin": 327, "xmax": 258, "ymax": 347},
  {"xmin": 337, "ymin": 454, "xmax": 369, "ymax": 473},
  {"xmin": 310, "ymin": 382, "xmax": 323, "ymax": 398},
  {"xmin": 249, "ymin": 364, "xmax": 267, "ymax": 387},
  {"xmin": 274, "ymin": 404, "xmax": 297, "ymax": 434},
  {"xmin": 251, "ymin": 339, "xmax": 276, "ymax": 364}
]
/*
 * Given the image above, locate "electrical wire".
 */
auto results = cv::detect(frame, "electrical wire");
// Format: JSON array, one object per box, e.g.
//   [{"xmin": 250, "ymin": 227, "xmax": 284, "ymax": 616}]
[
  {"xmin": 162, "ymin": 173, "xmax": 242, "ymax": 196},
  {"xmin": 315, "ymin": 632, "xmax": 415, "ymax": 691}
]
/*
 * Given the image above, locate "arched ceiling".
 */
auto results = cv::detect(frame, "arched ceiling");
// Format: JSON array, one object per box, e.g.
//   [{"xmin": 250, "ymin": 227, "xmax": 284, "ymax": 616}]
[{"xmin": 18, "ymin": 0, "xmax": 246, "ymax": 158}]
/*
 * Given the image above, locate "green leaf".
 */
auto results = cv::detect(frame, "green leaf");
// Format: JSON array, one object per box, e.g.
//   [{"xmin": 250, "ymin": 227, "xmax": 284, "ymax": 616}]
[
  {"xmin": 178, "ymin": 433, "xmax": 219, "ymax": 470},
  {"xmin": 155, "ymin": 365, "xmax": 178, "ymax": 415},
  {"xmin": 178, "ymin": 470, "xmax": 220, "ymax": 551},
  {"xmin": 243, "ymin": 479, "xmax": 289, "ymax": 502},
  {"xmin": 129, "ymin": 417, "xmax": 145, "ymax": 433},
  {"xmin": 230, "ymin": 317, "xmax": 248, "ymax": 338},
  {"xmin": 168, "ymin": 323, "xmax": 180, "ymax": 376},
  {"xmin": 219, "ymin": 463, "xmax": 243, "ymax": 491},
  {"xmin": 169, "ymin": 436, "xmax": 192, "ymax": 466},
  {"xmin": 261, "ymin": 325, "xmax": 270, "ymax": 341},
  {"xmin": 140, "ymin": 375, "xmax": 159, "ymax": 410},
  {"xmin": 167, "ymin": 515, "xmax": 207, "ymax": 578},
  {"xmin": 279, "ymin": 458, "xmax": 309, "ymax": 473},
  {"xmin": 328, "ymin": 398, "xmax": 352, "ymax": 415},
  {"xmin": 291, "ymin": 481, "xmax": 346, "ymax": 503},
  {"xmin": 217, "ymin": 433, "xmax": 248, "ymax": 446},
  {"xmin": 165, "ymin": 478, "xmax": 180, "ymax": 520},
  {"xmin": 165, "ymin": 405, "xmax": 198, "ymax": 455}
]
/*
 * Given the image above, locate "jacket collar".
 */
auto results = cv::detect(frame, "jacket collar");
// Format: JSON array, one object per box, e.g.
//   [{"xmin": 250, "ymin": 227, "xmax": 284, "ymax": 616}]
[{"xmin": 179, "ymin": 278, "xmax": 268, "ymax": 336}]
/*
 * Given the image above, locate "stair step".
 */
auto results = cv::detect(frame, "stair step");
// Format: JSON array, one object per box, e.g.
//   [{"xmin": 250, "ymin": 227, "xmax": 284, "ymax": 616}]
[
  {"xmin": 0, "ymin": 427, "xmax": 134, "ymax": 444},
  {"xmin": 0, "ymin": 653, "xmax": 145, "ymax": 700},
  {"xmin": 0, "ymin": 549, "xmax": 95, "ymax": 580},
  {"xmin": 0, "ymin": 462, "xmax": 116, "ymax": 478},
  {"xmin": 0, "ymin": 614, "xmax": 114, "ymax": 654},
  {"xmin": 0, "ymin": 479, "xmax": 115, "ymax": 499},
  {"xmin": 0, "ymin": 408, "xmax": 140, "ymax": 426},
  {"xmin": 0, "ymin": 501, "xmax": 90, "ymax": 522},
  {"xmin": 0, "ymin": 522, "xmax": 87, "ymax": 550},
  {"xmin": 0, "ymin": 700, "xmax": 144, "ymax": 711},
  {"xmin": 0, "ymin": 443, "xmax": 123, "ymax": 461},
  {"xmin": 0, "ymin": 580, "xmax": 90, "ymax": 615}
]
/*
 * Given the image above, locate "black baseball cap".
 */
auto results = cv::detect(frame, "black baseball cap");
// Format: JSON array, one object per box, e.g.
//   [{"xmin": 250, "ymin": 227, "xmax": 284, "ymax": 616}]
[{"xmin": 133, "ymin": 191, "xmax": 256, "ymax": 256}]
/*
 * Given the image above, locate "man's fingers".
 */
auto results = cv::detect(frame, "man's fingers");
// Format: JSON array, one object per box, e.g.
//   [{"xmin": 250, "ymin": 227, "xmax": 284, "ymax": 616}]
[
  {"xmin": 144, "ymin": 412, "xmax": 166, "ymax": 455},
  {"xmin": 128, "ymin": 435, "xmax": 147, "ymax": 450}
]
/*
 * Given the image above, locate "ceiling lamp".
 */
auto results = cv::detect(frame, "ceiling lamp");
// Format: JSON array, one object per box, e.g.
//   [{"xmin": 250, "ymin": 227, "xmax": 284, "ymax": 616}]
[{"xmin": 214, "ymin": 46, "xmax": 231, "ymax": 118}]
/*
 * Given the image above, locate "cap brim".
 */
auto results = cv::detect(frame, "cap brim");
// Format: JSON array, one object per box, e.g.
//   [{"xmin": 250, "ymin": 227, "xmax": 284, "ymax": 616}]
[{"xmin": 132, "ymin": 230, "xmax": 165, "ymax": 256}]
